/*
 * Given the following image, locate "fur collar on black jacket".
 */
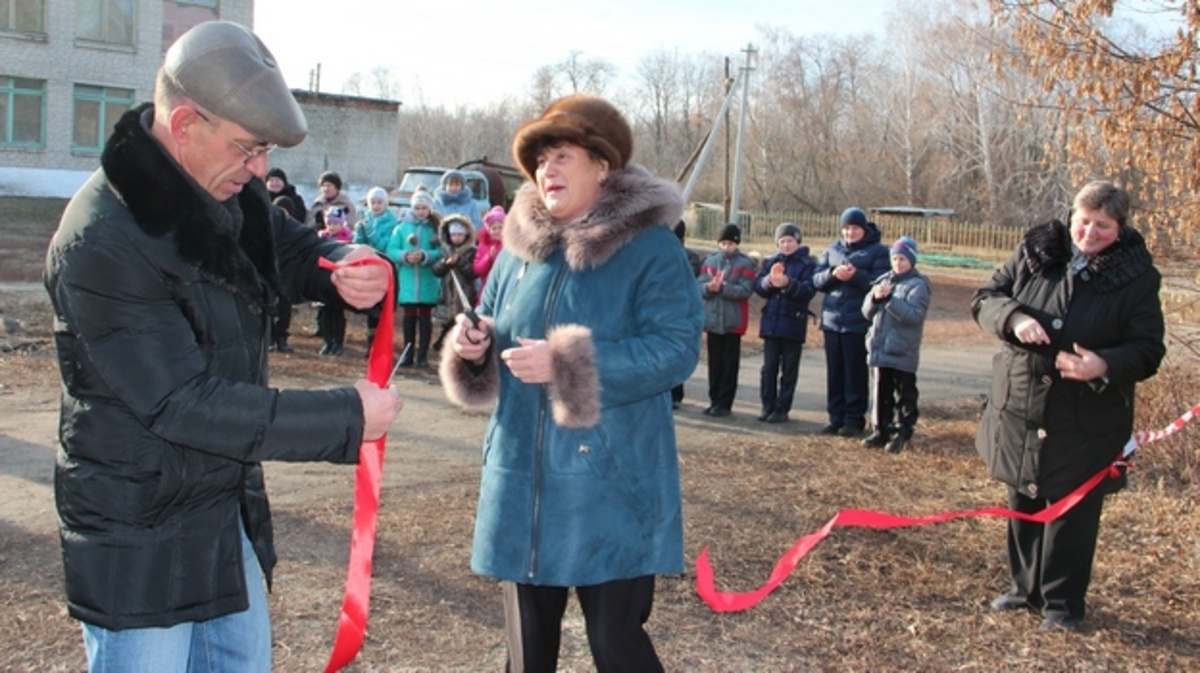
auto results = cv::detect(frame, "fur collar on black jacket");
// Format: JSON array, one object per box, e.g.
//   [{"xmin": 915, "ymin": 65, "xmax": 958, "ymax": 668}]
[
  {"xmin": 1021, "ymin": 219, "xmax": 1155, "ymax": 294},
  {"xmin": 505, "ymin": 164, "xmax": 683, "ymax": 271},
  {"xmin": 101, "ymin": 103, "xmax": 280, "ymax": 311}
]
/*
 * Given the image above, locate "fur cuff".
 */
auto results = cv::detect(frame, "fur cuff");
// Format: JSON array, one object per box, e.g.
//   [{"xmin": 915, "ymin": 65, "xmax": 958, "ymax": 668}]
[
  {"xmin": 547, "ymin": 324, "xmax": 601, "ymax": 429},
  {"xmin": 439, "ymin": 318, "xmax": 500, "ymax": 407}
]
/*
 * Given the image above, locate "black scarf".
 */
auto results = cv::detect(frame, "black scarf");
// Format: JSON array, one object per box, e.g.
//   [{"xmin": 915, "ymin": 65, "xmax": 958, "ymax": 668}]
[{"xmin": 101, "ymin": 103, "xmax": 281, "ymax": 311}]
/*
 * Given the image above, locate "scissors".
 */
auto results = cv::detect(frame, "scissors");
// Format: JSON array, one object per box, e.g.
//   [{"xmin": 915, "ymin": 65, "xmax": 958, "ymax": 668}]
[{"xmin": 449, "ymin": 272, "xmax": 486, "ymax": 344}]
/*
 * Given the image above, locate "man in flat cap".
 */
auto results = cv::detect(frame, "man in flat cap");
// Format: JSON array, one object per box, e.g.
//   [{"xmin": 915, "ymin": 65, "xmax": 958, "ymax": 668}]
[{"xmin": 44, "ymin": 21, "xmax": 401, "ymax": 670}]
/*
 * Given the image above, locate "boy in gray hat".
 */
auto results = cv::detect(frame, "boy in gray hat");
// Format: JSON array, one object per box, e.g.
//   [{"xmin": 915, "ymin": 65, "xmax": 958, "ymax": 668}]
[{"xmin": 44, "ymin": 21, "xmax": 401, "ymax": 671}]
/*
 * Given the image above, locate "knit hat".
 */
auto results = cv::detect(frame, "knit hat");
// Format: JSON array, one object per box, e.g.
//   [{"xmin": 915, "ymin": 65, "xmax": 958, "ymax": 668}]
[
  {"xmin": 366, "ymin": 186, "xmax": 388, "ymax": 203},
  {"xmin": 448, "ymin": 222, "xmax": 468, "ymax": 236},
  {"xmin": 411, "ymin": 190, "xmax": 434, "ymax": 209},
  {"xmin": 325, "ymin": 206, "xmax": 346, "ymax": 224},
  {"xmin": 840, "ymin": 207, "xmax": 868, "ymax": 229},
  {"xmin": 163, "ymin": 21, "xmax": 307, "ymax": 147},
  {"xmin": 483, "ymin": 205, "xmax": 506, "ymax": 226},
  {"xmin": 774, "ymin": 222, "xmax": 802, "ymax": 242},
  {"xmin": 266, "ymin": 167, "xmax": 288, "ymax": 184},
  {"xmin": 512, "ymin": 94, "xmax": 633, "ymax": 181},
  {"xmin": 318, "ymin": 171, "xmax": 342, "ymax": 191},
  {"xmin": 891, "ymin": 236, "xmax": 918, "ymax": 265},
  {"xmin": 718, "ymin": 223, "xmax": 741, "ymax": 244},
  {"xmin": 272, "ymin": 195, "xmax": 294, "ymax": 216}
]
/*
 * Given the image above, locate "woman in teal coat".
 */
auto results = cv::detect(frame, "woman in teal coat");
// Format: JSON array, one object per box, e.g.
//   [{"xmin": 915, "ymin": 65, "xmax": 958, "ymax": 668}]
[
  {"xmin": 385, "ymin": 190, "xmax": 442, "ymax": 366},
  {"xmin": 439, "ymin": 94, "xmax": 702, "ymax": 672}
]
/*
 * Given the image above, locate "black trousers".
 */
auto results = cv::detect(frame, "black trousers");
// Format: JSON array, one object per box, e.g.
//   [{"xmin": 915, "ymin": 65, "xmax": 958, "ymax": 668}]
[
  {"xmin": 400, "ymin": 304, "xmax": 434, "ymax": 358},
  {"xmin": 823, "ymin": 331, "xmax": 868, "ymax": 429},
  {"xmin": 1005, "ymin": 486, "xmax": 1107, "ymax": 620},
  {"xmin": 502, "ymin": 576, "xmax": 662, "ymax": 673},
  {"xmin": 317, "ymin": 304, "xmax": 345, "ymax": 346},
  {"xmin": 706, "ymin": 331, "xmax": 742, "ymax": 411},
  {"xmin": 760, "ymin": 337, "xmax": 803, "ymax": 414},
  {"xmin": 271, "ymin": 295, "xmax": 292, "ymax": 345},
  {"xmin": 869, "ymin": 366, "xmax": 919, "ymax": 435}
]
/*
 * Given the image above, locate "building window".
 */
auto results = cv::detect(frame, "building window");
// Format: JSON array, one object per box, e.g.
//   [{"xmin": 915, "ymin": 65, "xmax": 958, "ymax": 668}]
[
  {"xmin": 1, "ymin": 0, "xmax": 46, "ymax": 34},
  {"xmin": 77, "ymin": 0, "xmax": 135, "ymax": 46},
  {"xmin": 163, "ymin": 1, "xmax": 219, "ymax": 53},
  {"xmin": 73, "ymin": 84, "xmax": 134, "ymax": 153},
  {"xmin": 0, "ymin": 77, "xmax": 45, "ymax": 147}
]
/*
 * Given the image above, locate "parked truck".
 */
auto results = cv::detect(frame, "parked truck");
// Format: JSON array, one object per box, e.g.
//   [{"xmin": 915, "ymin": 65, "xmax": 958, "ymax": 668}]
[{"xmin": 389, "ymin": 157, "xmax": 523, "ymax": 217}]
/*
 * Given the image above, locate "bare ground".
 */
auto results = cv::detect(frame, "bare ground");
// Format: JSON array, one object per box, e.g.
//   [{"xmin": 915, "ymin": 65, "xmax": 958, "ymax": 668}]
[{"xmin": 2, "ymin": 223, "xmax": 1199, "ymax": 670}]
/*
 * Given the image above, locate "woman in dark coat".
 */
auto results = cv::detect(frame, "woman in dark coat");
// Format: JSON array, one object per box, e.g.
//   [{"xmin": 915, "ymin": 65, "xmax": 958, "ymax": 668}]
[{"xmin": 972, "ymin": 180, "xmax": 1165, "ymax": 631}]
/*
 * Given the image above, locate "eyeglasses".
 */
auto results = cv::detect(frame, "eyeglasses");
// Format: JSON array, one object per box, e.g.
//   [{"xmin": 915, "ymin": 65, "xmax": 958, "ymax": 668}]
[{"xmin": 192, "ymin": 108, "xmax": 276, "ymax": 165}]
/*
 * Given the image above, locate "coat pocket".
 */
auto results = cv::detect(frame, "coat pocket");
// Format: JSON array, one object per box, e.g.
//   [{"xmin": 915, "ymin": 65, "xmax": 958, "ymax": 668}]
[{"xmin": 987, "ymin": 350, "xmax": 1011, "ymax": 410}]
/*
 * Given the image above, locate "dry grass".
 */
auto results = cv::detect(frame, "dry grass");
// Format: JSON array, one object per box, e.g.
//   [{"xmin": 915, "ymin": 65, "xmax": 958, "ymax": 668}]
[{"xmin": 3, "ymin": 205, "xmax": 1200, "ymax": 670}]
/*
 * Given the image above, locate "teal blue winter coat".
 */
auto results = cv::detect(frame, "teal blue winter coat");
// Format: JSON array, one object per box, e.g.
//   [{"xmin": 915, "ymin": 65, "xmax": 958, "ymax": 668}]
[
  {"xmin": 440, "ymin": 165, "xmax": 703, "ymax": 586},
  {"xmin": 385, "ymin": 212, "xmax": 442, "ymax": 305},
  {"xmin": 354, "ymin": 208, "xmax": 398, "ymax": 253}
]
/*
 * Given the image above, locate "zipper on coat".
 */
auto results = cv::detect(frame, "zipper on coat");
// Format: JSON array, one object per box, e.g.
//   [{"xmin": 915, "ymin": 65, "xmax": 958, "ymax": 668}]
[{"xmin": 526, "ymin": 261, "xmax": 570, "ymax": 579}]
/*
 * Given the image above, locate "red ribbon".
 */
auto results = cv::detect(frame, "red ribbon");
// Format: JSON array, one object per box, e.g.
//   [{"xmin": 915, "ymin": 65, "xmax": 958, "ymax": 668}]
[
  {"xmin": 695, "ymin": 463, "xmax": 1122, "ymax": 613},
  {"xmin": 316, "ymin": 256, "xmax": 395, "ymax": 671},
  {"xmin": 698, "ymin": 405, "xmax": 1200, "ymax": 613}
]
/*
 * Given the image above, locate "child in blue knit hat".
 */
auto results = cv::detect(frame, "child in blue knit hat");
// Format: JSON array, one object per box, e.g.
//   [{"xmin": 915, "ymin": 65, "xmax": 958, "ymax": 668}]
[{"xmin": 861, "ymin": 236, "xmax": 932, "ymax": 452}]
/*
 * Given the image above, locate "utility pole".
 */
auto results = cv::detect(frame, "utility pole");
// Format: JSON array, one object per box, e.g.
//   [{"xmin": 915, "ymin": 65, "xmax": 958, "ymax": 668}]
[
  {"xmin": 729, "ymin": 44, "xmax": 756, "ymax": 226},
  {"xmin": 723, "ymin": 57, "xmax": 733, "ymax": 223},
  {"xmin": 309, "ymin": 63, "xmax": 321, "ymax": 93}
]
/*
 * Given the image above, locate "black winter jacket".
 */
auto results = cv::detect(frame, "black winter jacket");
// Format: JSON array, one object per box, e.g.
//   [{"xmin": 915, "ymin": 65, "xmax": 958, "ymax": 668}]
[
  {"xmin": 45, "ymin": 105, "xmax": 365, "ymax": 630},
  {"xmin": 813, "ymin": 224, "xmax": 890, "ymax": 334},
  {"xmin": 753, "ymin": 247, "xmax": 817, "ymax": 342},
  {"xmin": 972, "ymin": 221, "xmax": 1165, "ymax": 500}
]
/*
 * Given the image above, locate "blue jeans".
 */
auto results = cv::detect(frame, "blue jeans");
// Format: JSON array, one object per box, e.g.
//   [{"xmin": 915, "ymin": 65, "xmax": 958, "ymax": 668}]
[{"xmin": 82, "ymin": 524, "xmax": 271, "ymax": 673}]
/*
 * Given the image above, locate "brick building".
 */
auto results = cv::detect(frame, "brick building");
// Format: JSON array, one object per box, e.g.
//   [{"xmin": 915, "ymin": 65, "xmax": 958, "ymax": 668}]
[{"xmin": 0, "ymin": 1, "xmax": 400, "ymax": 203}]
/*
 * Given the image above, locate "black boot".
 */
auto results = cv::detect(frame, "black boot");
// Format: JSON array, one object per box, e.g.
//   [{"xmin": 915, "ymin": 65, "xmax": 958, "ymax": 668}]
[
  {"xmin": 400, "ymin": 315, "xmax": 417, "ymax": 366},
  {"xmin": 862, "ymin": 427, "xmax": 891, "ymax": 448},
  {"xmin": 275, "ymin": 335, "xmax": 293, "ymax": 354},
  {"xmin": 416, "ymin": 315, "xmax": 432, "ymax": 367},
  {"xmin": 398, "ymin": 346, "xmax": 415, "ymax": 367},
  {"xmin": 886, "ymin": 427, "xmax": 913, "ymax": 453}
]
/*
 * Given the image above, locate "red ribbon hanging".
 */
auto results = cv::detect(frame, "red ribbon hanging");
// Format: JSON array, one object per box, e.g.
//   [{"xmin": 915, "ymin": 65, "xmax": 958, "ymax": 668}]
[
  {"xmin": 317, "ymin": 256, "xmax": 395, "ymax": 671},
  {"xmin": 697, "ymin": 404, "xmax": 1200, "ymax": 613},
  {"xmin": 695, "ymin": 463, "xmax": 1121, "ymax": 613}
]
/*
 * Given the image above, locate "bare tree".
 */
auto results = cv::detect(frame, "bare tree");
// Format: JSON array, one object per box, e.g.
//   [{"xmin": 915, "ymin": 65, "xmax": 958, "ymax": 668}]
[
  {"xmin": 526, "ymin": 51, "xmax": 618, "ymax": 106},
  {"xmin": 370, "ymin": 66, "xmax": 400, "ymax": 100}
]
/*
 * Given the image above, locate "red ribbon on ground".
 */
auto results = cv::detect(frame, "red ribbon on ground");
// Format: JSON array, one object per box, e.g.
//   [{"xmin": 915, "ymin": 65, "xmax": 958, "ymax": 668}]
[
  {"xmin": 696, "ymin": 405, "xmax": 1200, "ymax": 613},
  {"xmin": 317, "ymin": 256, "xmax": 395, "ymax": 671}
]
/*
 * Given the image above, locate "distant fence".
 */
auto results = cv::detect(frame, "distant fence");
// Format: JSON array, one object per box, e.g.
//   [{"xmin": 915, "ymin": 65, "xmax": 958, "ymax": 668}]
[{"xmin": 685, "ymin": 204, "xmax": 1023, "ymax": 264}]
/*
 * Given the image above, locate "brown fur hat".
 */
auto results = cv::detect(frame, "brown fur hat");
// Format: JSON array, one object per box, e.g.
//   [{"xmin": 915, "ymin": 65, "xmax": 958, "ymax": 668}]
[{"xmin": 512, "ymin": 94, "xmax": 633, "ymax": 181}]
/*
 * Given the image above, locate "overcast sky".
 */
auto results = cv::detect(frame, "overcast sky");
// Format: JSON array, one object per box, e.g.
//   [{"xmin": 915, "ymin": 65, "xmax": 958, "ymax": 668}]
[{"xmin": 252, "ymin": 0, "xmax": 893, "ymax": 107}]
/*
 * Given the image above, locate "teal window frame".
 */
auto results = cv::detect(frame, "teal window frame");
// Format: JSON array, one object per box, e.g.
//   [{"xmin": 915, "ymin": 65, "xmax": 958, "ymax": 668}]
[
  {"xmin": 0, "ymin": 76, "xmax": 46, "ymax": 148},
  {"xmin": 72, "ymin": 84, "xmax": 134, "ymax": 154}
]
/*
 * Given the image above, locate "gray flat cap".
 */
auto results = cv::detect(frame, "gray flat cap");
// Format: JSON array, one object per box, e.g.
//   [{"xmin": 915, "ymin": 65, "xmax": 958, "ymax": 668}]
[{"xmin": 164, "ymin": 21, "xmax": 307, "ymax": 147}]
